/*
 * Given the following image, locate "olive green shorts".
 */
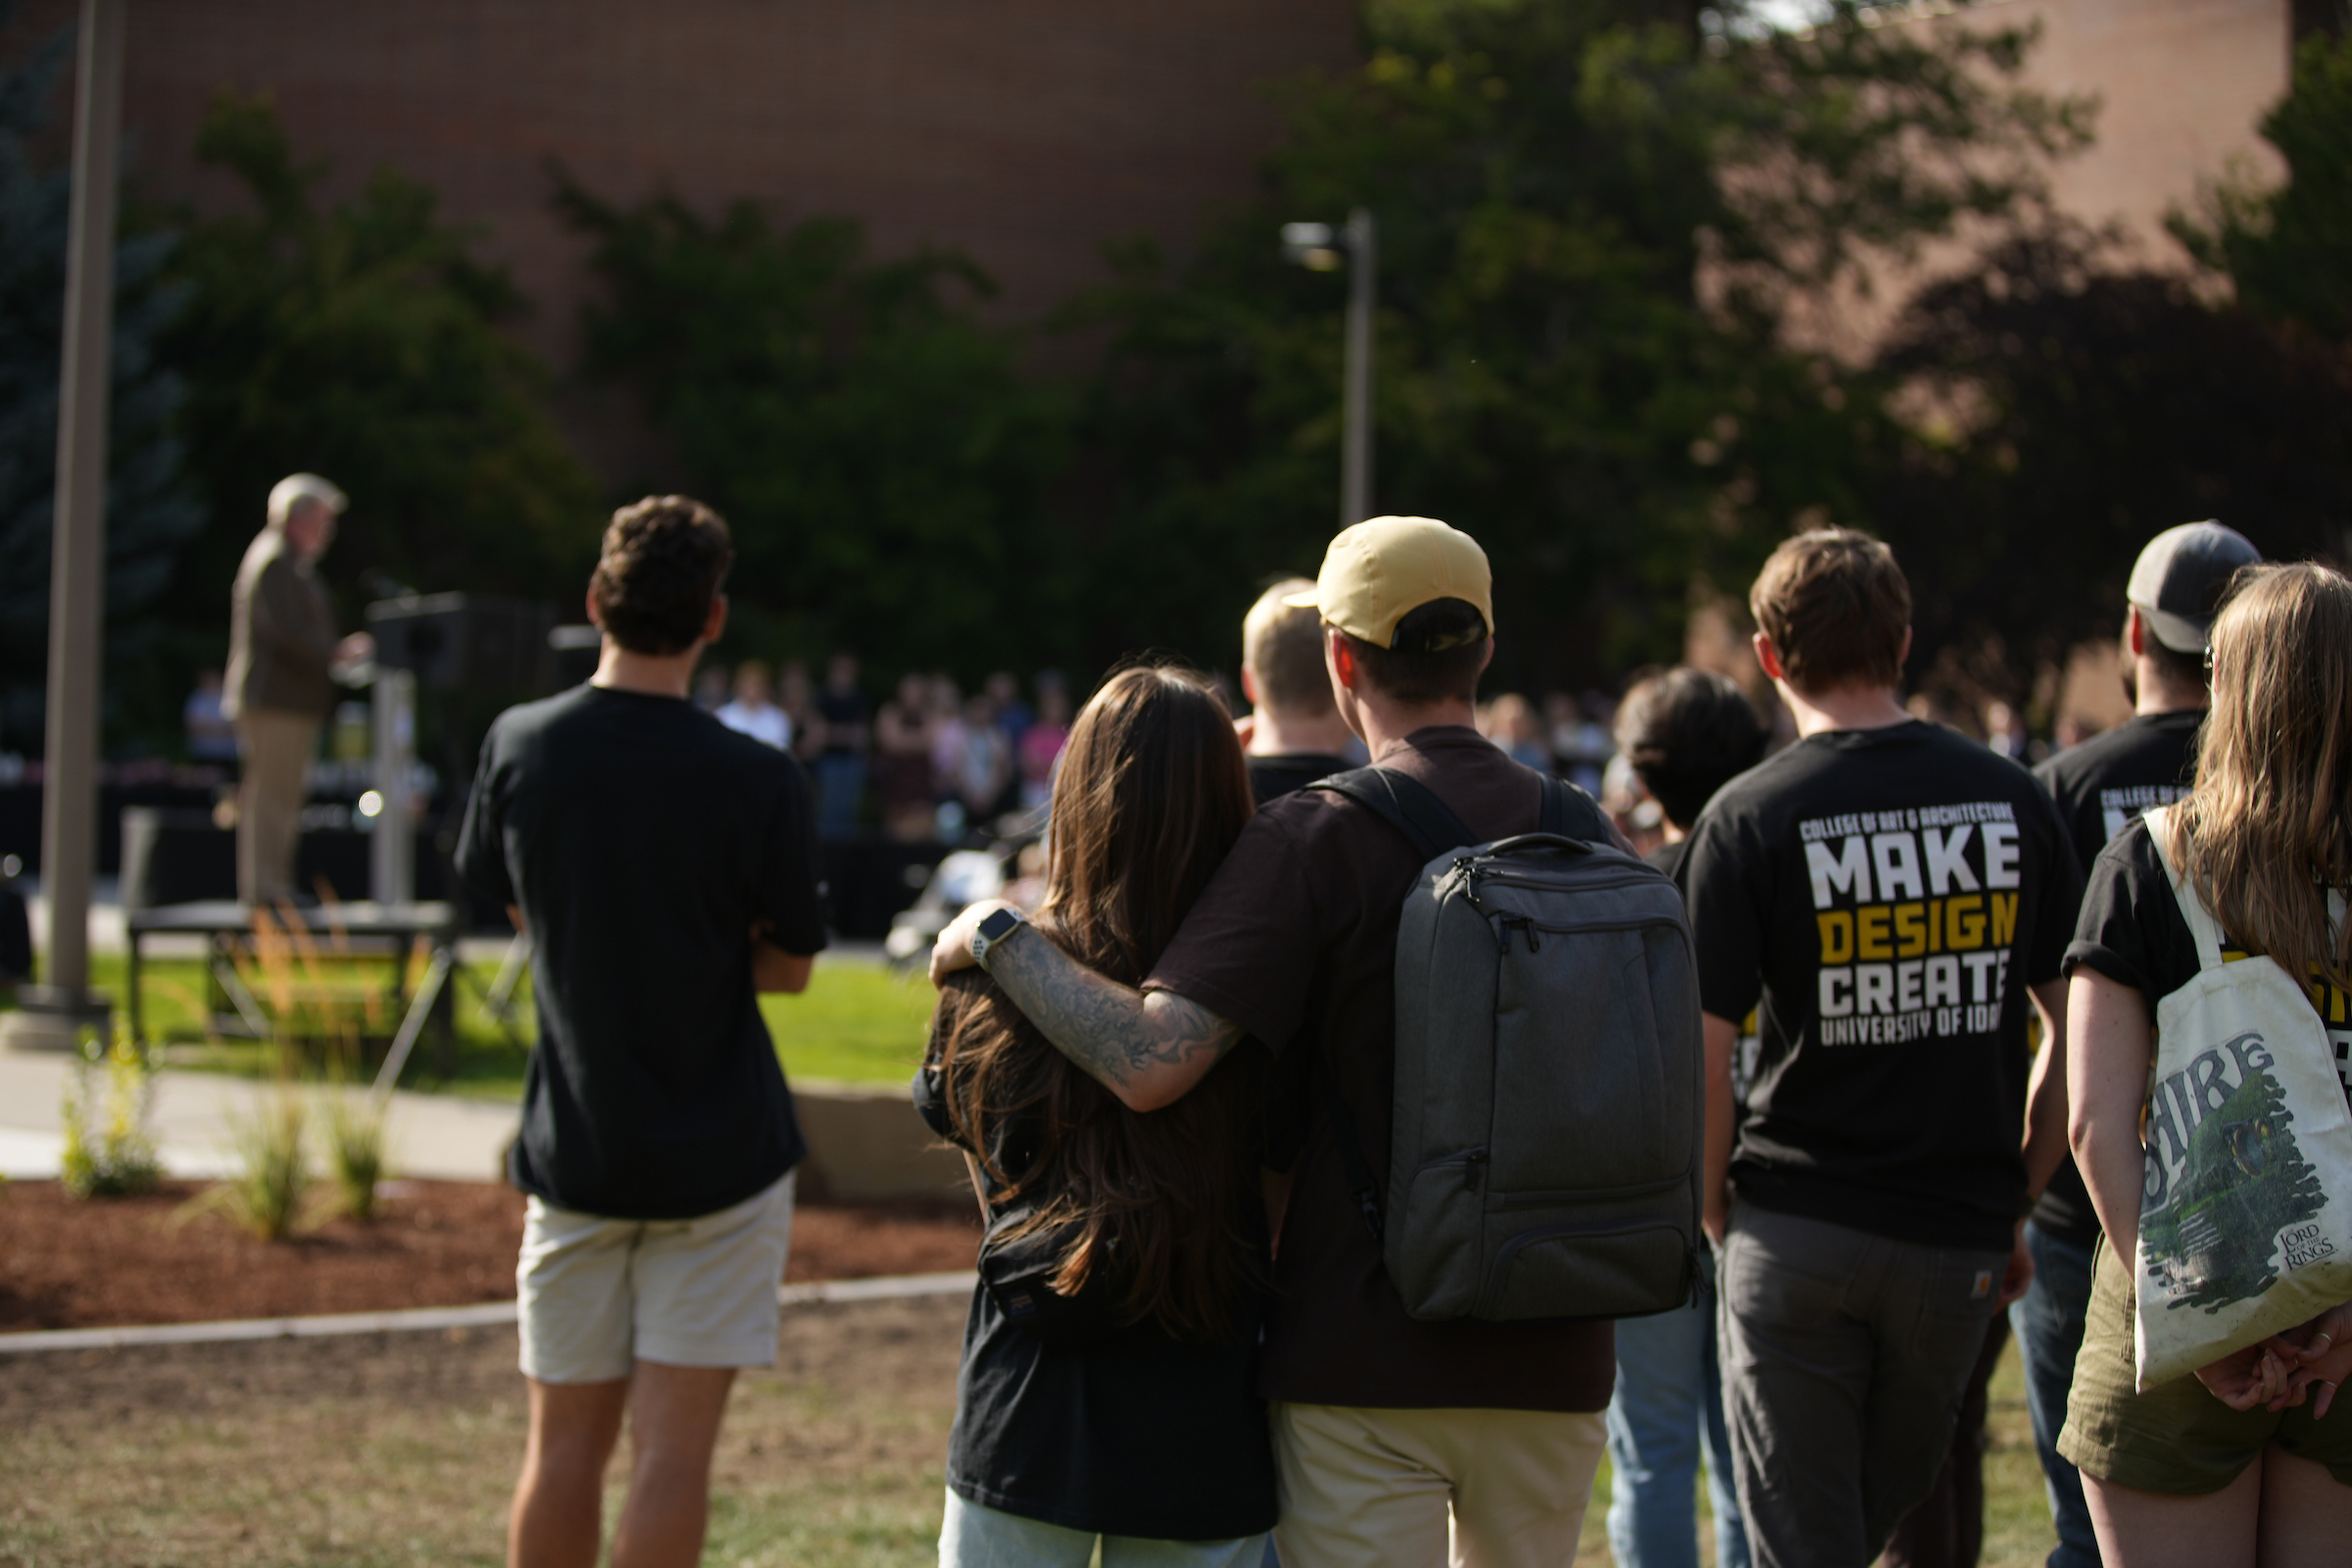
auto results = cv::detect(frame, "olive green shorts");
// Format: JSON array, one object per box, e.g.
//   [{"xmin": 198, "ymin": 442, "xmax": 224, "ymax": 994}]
[{"xmin": 2058, "ymin": 1236, "xmax": 2352, "ymax": 1494}]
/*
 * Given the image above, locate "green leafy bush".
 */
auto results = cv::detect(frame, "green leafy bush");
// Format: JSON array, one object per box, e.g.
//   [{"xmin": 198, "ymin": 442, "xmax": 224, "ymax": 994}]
[
  {"xmin": 1065, "ymin": 0, "xmax": 2090, "ymax": 682},
  {"xmin": 158, "ymin": 93, "xmax": 600, "ymax": 641},
  {"xmin": 0, "ymin": 0, "xmax": 203, "ymax": 756},
  {"xmin": 2172, "ymin": 29, "xmax": 2352, "ymax": 342},
  {"xmin": 557, "ymin": 180, "xmax": 1073, "ymax": 676}
]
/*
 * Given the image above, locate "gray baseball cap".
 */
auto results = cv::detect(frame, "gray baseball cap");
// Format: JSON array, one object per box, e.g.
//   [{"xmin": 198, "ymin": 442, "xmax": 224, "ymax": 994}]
[{"xmin": 2127, "ymin": 521, "xmax": 2261, "ymax": 653}]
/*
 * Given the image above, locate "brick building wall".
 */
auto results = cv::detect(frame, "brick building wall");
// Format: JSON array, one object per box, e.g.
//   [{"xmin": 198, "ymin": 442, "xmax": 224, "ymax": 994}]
[
  {"xmin": 0, "ymin": 0, "xmax": 2300, "ymax": 480},
  {"xmin": 1, "ymin": 0, "xmax": 1358, "ymax": 391},
  {"xmin": 1976, "ymin": 0, "xmax": 2289, "ymax": 252}
]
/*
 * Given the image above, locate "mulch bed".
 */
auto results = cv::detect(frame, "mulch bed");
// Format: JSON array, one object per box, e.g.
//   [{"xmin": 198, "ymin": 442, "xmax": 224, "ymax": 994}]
[{"xmin": 0, "ymin": 1178, "xmax": 980, "ymax": 1334}]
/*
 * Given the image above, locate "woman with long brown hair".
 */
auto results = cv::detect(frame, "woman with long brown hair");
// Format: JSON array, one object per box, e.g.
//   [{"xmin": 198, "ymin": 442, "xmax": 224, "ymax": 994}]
[
  {"xmin": 2065, "ymin": 562, "xmax": 2352, "ymax": 1565},
  {"xmin": 913, "ymin": 663, "xmax": 1275, "ymax": 1566}
]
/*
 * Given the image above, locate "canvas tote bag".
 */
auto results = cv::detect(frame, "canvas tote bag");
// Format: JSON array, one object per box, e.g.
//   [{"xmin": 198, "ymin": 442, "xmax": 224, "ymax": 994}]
[{"xmin": 2133, "ymin": 806, "xmax": 2352, "ymax": 1390}]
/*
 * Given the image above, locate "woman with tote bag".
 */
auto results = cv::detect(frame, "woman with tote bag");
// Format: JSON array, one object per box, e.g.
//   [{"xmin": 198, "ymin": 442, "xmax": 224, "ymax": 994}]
[{"xmin": 2064, "ymin": 562, "xmax": 2352, "ymax": 1565}]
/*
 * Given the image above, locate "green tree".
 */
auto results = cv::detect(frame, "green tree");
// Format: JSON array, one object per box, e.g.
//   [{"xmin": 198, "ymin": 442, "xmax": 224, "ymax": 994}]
[
  {"xmin": 0, "ymin": 3, "xmax": 203, "ymax": 755},
  {"xmin": 555, "ymin": 181, "xmax": 1073, "ymax": 678},
  {"xmin": 1065, "ymin": 0, "xmax": 2086, "ymax": 686},
  {"xmin": 162, "ymin": 93, "xmax": 599, "ymax": 635},
  {"xmin": 1864, "ymin": 224, "xmax": 2352, "ymax": 702},
  {"xmin": 2173, "ymin": 30, "xmax": 2352, "ymax": 342}
]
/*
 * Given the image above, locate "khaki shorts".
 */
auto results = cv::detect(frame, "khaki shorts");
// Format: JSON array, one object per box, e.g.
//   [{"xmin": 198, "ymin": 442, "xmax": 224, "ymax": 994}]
[
  {"xmin": 2059, "ymin": 1234, "xmax": 2352, "ymax": 1494},
  {"xmin": 1270, "ymin": 1401, "xmax": 1607, "ymax": 1568},
  {"xmin": 516, "ymin": 1170, "xmax": 796, "ymax": 1384}
]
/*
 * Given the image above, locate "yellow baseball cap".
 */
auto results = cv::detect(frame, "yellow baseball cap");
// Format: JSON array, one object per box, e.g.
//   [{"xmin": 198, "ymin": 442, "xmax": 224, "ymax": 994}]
[{"xmin": 1284, "ymin": 515, "xmax": 1494, "ymax": 650}]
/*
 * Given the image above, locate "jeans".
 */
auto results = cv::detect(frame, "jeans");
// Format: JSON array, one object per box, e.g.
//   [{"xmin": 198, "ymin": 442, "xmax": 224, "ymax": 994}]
[
  {"xmin": 1606, "ymin": 1248, "xmax": 1749, "ymax": 1568},
  {"xmin": 812, "ymin": 753, "xmax": 865, "ymax": 840},
  {"xmin": 940, "ymin": 1490, "xmax": 1268, "ymax": 1568},
  {"xmin": 1717, "ymin": 1200, "xmax": 2009, "ymax": 1568},
  {"xmin": 2007, "ymin": 1221, "xmax": 2102, "ymax": 1568}
]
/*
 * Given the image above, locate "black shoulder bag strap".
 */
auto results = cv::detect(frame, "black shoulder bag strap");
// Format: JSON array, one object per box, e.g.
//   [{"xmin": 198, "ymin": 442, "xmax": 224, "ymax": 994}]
[
  {"xmin": 1536, "ymin": 770, "xmax": 1613, "ymax": 843},
  {"xmin": 1313, "ymin": 764, "xmax": 1478, "ymax": 860},
  {"xmin": 1301, "ymin": 766, "xmax": 1479, "ymax": 1244},
  {"xmin": 1301, "ymin": 765, "xmax": 1609, "ymax": 1243}
]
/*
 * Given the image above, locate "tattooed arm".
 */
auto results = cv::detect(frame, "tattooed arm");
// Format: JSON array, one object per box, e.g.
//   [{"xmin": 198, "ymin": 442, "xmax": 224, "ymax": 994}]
[{"xmin": 930, "ymin": 899, "xmax": 1243, "ymax": 1112}]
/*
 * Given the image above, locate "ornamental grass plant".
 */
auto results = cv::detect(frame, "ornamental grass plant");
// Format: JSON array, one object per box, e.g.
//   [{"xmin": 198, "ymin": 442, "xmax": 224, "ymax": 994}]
[
  {"xmin": 58, "ymin": 1028, "xmax": 163, "ymax": 1200},
  {"xmin": 317, "ymin": 1079, "xmax": 390, "ymax": 1223},
  {"xmin": 187, "ymin": 1089, "xmax": 312, "ymax": 1242}
]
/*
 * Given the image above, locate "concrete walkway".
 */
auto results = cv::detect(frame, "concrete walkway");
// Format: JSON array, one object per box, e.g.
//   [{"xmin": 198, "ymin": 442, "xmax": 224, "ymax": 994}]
[
  {"xmin": 6, "ymin": 874, "xmax": 934, "ymax": 1194},
  {"xmin": 0, "ymin": 1046, "xmax": 517, "ymax": 1184}
]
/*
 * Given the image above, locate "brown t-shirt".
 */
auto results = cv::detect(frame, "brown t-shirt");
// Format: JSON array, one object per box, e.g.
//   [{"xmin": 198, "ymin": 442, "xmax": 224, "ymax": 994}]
[{"xmin": 1147, "ymin": 725, "xmax": 1616, "ymax": 1413}]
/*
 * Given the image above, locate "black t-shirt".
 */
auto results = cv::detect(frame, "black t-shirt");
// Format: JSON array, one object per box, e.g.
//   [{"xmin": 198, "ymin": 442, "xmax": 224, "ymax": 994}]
[
  {"xmin": 913, "ymin": 975, "xmax": 1276, "ymax": 1541},
  {"xmin": 455, "ymin": 684, "xmax": 829, "ymax": 1219},
  {"xmin": 1246, "ymin": 751, "xmax": 1356, "ymax": 806},
  {"xmin": 2026, "ymin": 710, "xmax": 2201, "ymax": 1245},
  {"xmin": 2066, "ymin": 821, "xmax": 2352, "ymax": 1119},
  {"xmin": 2036, "ymin": 710, "xmax": 2203, "ymax": 878},
  {"xmin": 1678, "ymin": 720, "xmax": 2082, "ymax": 1251},
  {"xmin": 815, "ymin": 688, "xmax": 869, "ymax": 756},
  {"xmin": 1149, "ymin": 727, "xmax": 1617, "ymax": 1413}
]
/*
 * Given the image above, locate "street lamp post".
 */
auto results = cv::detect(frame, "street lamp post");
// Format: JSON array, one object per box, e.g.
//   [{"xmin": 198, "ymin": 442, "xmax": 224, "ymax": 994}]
[
  {"xmin": 3, "ymin": 0, "xmax": 123, "ymax": 1054},
  {"xmin": 1282, "ymin": 205, "xmax": 1377, "ymax": 529}
]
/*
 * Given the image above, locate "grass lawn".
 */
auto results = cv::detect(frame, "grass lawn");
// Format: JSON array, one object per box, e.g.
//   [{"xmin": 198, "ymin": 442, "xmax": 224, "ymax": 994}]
[
  {"xmin": 0, "ymin": 1298, "xmax": 2062, "ymax": 1568},
  {"xmin": 0, "ymin": 1299, "xmax": 959, "ymax": 1568},
  {"xmin": 69, "ymin": 949, "xmax": 939, "ymax": 1099}
]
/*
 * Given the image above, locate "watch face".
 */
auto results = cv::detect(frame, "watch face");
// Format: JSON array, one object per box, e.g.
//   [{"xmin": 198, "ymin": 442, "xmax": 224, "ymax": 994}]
[{"xmin": 978, "ymin": 907, "xmax": 1022, "ymax": 945}]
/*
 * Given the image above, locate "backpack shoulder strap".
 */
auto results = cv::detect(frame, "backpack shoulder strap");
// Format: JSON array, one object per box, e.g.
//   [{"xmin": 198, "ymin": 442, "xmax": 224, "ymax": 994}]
[
  {"xmin": 1537, "ymin": 772, "xmax": 1611, "ymax": 843},
  {"xmin": 2144, "ymin": 805, "xmax": 2227, "ymax": 973},
  {"xmin": 1312, "ymin": 766, "xmax": 1479, "ymax": 860}
]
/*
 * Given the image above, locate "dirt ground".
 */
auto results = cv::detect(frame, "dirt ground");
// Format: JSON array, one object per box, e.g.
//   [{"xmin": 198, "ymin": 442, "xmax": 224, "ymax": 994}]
[
  {"xmin": 0, "ymin": 1294, "xmax": 967, "ymax": 1568},
  {"xmin": 0, "ymin": 1180, "xmax": 979, "ymax": 1332}
]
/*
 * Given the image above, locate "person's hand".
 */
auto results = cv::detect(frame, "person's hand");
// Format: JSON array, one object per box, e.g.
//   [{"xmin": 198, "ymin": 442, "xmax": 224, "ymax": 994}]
[
  {"xmin": 2195, "ymin": 1341, "xmax": 2299, "ymax": 1412},
  {"xmin": 337, "ymin": 630, "xmax": 375, "ymax": 662},
  {"xmin": 1999, "ymin": 1219, "xmax": 2035, "ymax": 1308},
  {"xmin": 929, "ymin": 899, "xmax": 1018, "ymax": 988},
  {"xmin": 2275, "ymin": 1302, "xmax": 2352, "ymax": 1418}
]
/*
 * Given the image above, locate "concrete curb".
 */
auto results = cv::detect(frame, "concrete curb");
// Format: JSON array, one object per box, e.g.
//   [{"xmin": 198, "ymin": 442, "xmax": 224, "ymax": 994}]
[{"xmin": 0, "ymin": 1269, "xmax": 977, "ymax": 1356}]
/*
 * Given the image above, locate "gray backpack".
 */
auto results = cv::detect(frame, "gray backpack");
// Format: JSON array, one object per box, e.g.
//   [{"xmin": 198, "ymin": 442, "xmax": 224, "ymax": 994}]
[{"xmin": 1313, "ymin": 766, "xmax": 1704, "ymax": 1322}]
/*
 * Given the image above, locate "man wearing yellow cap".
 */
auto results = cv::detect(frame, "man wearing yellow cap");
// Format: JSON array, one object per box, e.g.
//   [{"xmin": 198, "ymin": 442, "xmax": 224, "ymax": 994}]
[{"xmin": 935, "ymin": 517, "xmax": 1619, "ymax": 1568}]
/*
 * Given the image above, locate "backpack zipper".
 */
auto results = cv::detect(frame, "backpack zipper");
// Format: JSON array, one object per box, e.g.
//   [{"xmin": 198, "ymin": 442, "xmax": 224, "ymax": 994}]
[
  {"xmin": 1469, "ymin": 866, "xmax": 1663, "ymax": 898},
  {"xmin": 1495, "ymin": 914, "xmax": 1542, "ymax": 954}
]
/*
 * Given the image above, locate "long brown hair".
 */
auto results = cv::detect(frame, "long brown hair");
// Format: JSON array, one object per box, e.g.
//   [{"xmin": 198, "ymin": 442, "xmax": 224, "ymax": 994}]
[
  {"xmin": 936, "ymin": 664, "xmax": 1261, "ymax": 1339},
  {"xmin": 2170, "ymin": 562, "xmax": 2352, "ymax": 995}
]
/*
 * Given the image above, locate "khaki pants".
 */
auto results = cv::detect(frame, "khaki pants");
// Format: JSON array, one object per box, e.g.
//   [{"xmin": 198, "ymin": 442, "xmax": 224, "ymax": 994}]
[
  {"xmin": 1271, "ymin": 1401, "xmax": 1607, "ymax": 1568},
  {"xmin": 236, "ymin": 709, "xmax": 318, "ymax": 905}
]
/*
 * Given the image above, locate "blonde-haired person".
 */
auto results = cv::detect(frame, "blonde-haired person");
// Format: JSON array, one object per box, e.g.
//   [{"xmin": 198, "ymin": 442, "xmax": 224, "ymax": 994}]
[
  {"xmin": 1237, "ymin": 577, "xmax": 1358, "ymax": 803},
  {"xmin": 2064, "ymin": 561, "xmax": 2352, "ymax": 1565}
]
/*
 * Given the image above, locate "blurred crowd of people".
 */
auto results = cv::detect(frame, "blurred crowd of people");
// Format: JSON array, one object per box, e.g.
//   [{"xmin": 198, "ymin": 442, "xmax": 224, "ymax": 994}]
[
  {"xmin": 691, "ymin": 654, "xmax": 1073, "ymax": 844},
  {"xmin": 672, "ymin": 648, "xmax": 2135, "ymax": 858}
]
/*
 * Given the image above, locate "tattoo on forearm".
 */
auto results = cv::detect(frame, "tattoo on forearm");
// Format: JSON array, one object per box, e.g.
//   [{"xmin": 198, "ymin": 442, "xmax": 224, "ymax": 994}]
[{"xmin": 988, "ymin": 929, "xmax": 1241, "ymax": 1096}]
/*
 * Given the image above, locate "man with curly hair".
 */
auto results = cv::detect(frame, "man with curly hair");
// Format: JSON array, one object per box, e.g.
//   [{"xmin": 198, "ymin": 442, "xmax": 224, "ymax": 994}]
[{"xmin": 457, "ymin": 496, "xmax": 828, "ymax": 1568}]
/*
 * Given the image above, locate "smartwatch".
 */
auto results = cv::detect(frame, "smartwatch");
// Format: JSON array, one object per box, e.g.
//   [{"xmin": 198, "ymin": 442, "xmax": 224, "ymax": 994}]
[{"xmin": 970, "ymin": 906, "xmax": 1028, "ymax": 971}]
